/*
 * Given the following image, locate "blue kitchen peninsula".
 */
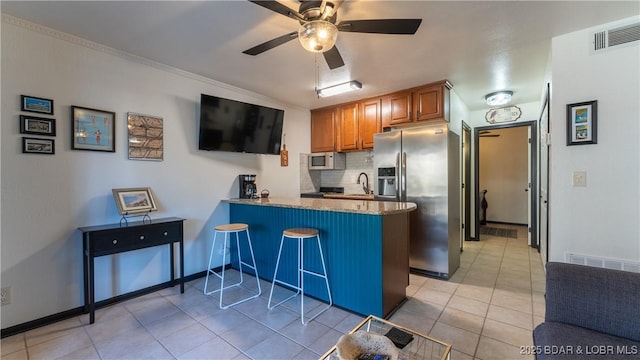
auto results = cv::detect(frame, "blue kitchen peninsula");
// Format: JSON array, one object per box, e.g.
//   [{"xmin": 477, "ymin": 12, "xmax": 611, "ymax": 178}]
[{"xmin": 222, "ymin": 197, "xmax": 417, "ymax": 318}]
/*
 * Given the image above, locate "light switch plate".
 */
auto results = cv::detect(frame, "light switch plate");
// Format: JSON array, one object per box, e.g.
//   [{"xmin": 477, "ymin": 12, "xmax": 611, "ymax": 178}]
[{"xmin": 572, "ymin": 171, "xmax": 587, "ymax": 187}]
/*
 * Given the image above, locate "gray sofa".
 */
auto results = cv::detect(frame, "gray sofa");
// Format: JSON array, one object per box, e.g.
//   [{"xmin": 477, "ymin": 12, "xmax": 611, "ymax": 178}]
[{"xmin": 533, "ymin": 262, "xmax": 640, "ymax": 359}]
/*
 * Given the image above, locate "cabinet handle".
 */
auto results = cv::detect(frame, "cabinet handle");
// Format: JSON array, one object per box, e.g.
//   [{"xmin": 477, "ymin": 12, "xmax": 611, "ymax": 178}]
[
  {"xmin": 112, "ymin": 239, "xmax": 118, "ymax": 245},
  {"xmin": 163, "ymin": 231, "xmax": 168, "ymax": 236},
  {"xmin": 139, "ymin": 235, "xmax": 145, "ymax": 240}
]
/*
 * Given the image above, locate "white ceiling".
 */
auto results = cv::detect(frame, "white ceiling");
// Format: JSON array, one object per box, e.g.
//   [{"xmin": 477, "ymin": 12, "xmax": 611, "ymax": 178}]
[{"xmin": 2, "ymin": 1, "xmax": 638, "ymax": 111}]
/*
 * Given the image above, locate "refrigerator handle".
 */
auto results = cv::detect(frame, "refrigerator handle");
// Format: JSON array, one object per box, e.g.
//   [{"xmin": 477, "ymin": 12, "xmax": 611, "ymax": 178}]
[
  {"xmin": 401, "ymin": 152, "xmax": 407, "ymax": 201},
  {"xmin": 395, "ymin": 152, "xmax": 400, "ymax": 201}
]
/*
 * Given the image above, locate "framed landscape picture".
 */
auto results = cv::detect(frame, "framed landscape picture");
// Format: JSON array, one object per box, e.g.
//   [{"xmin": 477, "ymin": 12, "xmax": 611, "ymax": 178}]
[
  {"xmin": 22, "ymin": 137, "xmax": 55, "ymax": 155},
  {"xmin": 20, "ymin": 115, "xmax": 56, "ymax": 136},
  {"xmin": 112, "ymin": 187, "xmax": 158, "ymax": 215},
  {"xmin": 71, "ymin": 105, "xmax": 116, "ymax": 152},
  {"xmin": 21, "ymin": 95, "xmax": 54, "ymax": 115}
]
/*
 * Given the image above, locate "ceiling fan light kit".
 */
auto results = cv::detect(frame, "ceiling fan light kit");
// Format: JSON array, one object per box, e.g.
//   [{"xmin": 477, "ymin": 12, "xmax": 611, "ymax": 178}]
[
  {"xmin": 485, "ymin": 90, "xmax": 513, "ymax": 106},
  {"xmin": 317, "ymin": 80, "xmax": 362, "ymax": 97},
  {"xmin": 299, "ymin": 20, "xmax": 338, "ymax": 53}
]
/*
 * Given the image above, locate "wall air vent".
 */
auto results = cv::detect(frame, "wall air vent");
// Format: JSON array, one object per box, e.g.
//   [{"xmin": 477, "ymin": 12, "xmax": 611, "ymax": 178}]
[
  {"xmin": 566, "ymin": 252, "xmax": 640, "ymax": 273},
  {"xmin": 590, "ymin": 21, "xmax": 640, "ymax": 54}
]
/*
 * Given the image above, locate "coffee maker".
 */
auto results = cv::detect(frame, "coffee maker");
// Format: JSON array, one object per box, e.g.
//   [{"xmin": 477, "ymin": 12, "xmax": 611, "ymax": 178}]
[{"xmin": 239, "ymin": 174, "xmax": 257, "ymax": 199}]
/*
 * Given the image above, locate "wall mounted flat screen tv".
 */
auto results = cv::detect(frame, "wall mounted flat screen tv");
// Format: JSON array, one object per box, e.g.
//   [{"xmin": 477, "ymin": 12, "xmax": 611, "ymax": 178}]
[{"xmin": 198, "ymin": 94, "xmax": 284, "ymax": 155}]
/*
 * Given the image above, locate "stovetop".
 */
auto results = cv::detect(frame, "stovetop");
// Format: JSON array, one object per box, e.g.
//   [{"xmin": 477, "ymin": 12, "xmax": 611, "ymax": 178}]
[{"xmin": 300, "ymin": 187, "xmax": 344, "ymax": 198}]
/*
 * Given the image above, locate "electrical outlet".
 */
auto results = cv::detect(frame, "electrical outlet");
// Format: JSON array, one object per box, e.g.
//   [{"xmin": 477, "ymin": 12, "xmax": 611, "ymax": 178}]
[
  {"xmin": 1, "ymin": 287, "xmax": 10, "ymax": 306},
  {"xmin": 572, "ymin": 171, "xmax": 587, "ymax": 187},
  {"xmin": 351, "ymin": 175, "xmax": 357, "ymax": 183}
]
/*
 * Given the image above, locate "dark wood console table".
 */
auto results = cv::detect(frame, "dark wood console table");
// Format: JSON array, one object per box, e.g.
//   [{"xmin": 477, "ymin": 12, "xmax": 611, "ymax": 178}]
[{"xmin": 79, "ymin": 217, "xmax": 185, "ymax": 324}]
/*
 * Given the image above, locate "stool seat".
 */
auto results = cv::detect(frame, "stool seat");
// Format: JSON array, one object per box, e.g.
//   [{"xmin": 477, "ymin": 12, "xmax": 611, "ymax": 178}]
[
  {"xmin": 283, "ymin": 227, "xmax": 318, "ymax": 237},
  {"xmin": 268, "ymin": 227, "xmax": 332, "ymax": 325},
  {"xmin": 204, "ymin": 223, "xmax": 261, "ymax": 309},
  {"xmin": 215, "ymin": 223, "xmax": 248, "ymax": 232}
]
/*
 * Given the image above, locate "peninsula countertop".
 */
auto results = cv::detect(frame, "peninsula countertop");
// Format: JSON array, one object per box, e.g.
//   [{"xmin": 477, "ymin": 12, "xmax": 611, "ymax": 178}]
[{"xmin": 222, "ymin": 197, "xmax": 417, "ymax": 215}]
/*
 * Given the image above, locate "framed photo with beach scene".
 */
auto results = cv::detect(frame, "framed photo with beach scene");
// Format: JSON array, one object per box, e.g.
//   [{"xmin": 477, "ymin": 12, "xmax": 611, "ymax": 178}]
[
  {"xmin": 112, "ymin": 187, "xmax": 158, "ymax": 215},
  {"xmin": 72, "ymin": 105, "xmax": 116, "ymax": 152},
  {"xmin": 21, "ymin": 95, "xmax": 54, "ymax": 115},
  {"xmin": 22, "ymin": 137, "xmax": 55, "ymax": 154},
  {"xmin": 567, "ymin": 100, "xmax": 597, "ymax": 145},
  {"xmin": 20, "ymin": 115, "xmax": 56, "ymax": 136}
]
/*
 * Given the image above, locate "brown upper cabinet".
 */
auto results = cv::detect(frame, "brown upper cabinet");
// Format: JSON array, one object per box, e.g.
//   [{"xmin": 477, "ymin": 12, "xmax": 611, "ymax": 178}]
[
  {"xmin": 381, "ymin": 80, "xmax": 452, "ymax": 128},
  {"xmin": 311, "ymin": 79, "xmax": 451, "ymax": 153},
  {"xmin": 310, "ymin": 107, "xmax": 337, "ymax": 153}
]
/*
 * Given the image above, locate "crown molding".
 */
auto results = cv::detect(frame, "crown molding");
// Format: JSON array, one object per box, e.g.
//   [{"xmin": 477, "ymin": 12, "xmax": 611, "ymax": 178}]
[{"xmin": 1, "ymin": 14, "xmax": 306, "ymax": 111}]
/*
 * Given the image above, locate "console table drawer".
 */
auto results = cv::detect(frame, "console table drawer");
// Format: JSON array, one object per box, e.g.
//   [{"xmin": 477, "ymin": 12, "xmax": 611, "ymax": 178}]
[{"xmin": 90, "ymin": 222, "xmax": 182, "ymax": 255}]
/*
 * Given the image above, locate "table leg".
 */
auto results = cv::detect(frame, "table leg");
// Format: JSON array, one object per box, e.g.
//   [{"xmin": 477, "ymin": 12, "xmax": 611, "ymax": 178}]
[
  {"xmin": 89, "ymin": 254, "xmax": 95, "ymax": 324},
  {"xmin": 180, "ymin": 238, "xmax": 184, "ymax": 293}
]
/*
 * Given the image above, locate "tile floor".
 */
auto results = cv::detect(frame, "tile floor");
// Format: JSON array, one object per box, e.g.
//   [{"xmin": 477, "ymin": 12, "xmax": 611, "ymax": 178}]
[{"xmin": 1, "ymin": 225, "xmax": 545, "ymax": 359}]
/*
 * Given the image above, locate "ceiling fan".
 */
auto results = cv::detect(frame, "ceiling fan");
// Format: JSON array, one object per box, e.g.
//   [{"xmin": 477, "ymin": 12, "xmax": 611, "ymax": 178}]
[{"xmin": 243, "ymin": 0, "xmax": 422, "ymax": 70}]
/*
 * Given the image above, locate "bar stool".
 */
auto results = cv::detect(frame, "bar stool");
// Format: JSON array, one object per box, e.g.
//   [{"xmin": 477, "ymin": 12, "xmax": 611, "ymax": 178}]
[
  {"xmin": 268, "ymin": 227, "xmax": 332, "ymax": 324},
  {"xmin": 204, "ymin": 223, "xmax": 261, "ymax": 309}
]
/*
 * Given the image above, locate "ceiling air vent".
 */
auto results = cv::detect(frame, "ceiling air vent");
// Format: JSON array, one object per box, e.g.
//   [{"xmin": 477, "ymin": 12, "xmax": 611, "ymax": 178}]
[{"xmin": 591, "ymin": 21, "xmax": 640, "ymax": 54}]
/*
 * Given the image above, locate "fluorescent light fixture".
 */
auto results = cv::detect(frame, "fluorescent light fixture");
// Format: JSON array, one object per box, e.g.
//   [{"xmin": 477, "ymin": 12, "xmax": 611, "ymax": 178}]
[
  {"xmin": 485, "ymin": 90, "xmax": 513, "ymax": 106},
  {"xmin": 316, "ymin": 81, "xmax": 362, "ymax": 97}
]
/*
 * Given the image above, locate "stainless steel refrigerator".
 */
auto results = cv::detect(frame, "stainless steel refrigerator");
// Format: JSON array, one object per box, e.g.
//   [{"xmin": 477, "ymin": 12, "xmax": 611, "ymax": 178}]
[{"xmin": 374, "ymin": 124, "xmax": 460, "ymax": 279}]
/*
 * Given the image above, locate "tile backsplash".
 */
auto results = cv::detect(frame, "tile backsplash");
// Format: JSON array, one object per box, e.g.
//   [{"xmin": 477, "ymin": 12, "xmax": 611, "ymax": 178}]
[{"xmin": 300, "ymin": 151, "xmax": 375, "ymax": 194}]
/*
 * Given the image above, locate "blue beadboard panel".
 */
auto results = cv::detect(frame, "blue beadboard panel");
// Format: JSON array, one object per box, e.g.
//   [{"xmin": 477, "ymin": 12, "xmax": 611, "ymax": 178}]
[{"xmin": 229, "ymin": 203, "xmax": 384, "ymax": 317}]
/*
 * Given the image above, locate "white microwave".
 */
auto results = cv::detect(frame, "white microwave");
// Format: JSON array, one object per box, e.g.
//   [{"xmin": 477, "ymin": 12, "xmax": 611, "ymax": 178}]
[{"xmin": 308, "ymin": 152, "xmax": 346, "ymax": 170}]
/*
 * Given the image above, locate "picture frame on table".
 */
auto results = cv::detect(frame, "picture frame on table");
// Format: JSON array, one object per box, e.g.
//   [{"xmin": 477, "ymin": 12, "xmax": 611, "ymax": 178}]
[
  {"xmin": 112, "ymin": 187, "xmax": 158, "ymax": 215},
  {"xmin": 20, "ymin": 115, "xmax": 56, "ymax": 136},
  {"xmin": 22, "ymin": 137, "xmax": 55, "ymax": 155},
  {"xmin": 21, "ymin": 95, "xmax": 54, "ymax": 115},
  {"xmin": 71, "ymin": 105, "xmax": 116, "ymax": 152},
  {"xmin": 567, "ymin": 100, "xmax": 597, "ymax": 146}
]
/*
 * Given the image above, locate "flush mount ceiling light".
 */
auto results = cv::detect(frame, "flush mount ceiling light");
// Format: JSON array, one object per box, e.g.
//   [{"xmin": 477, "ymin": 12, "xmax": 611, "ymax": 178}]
[
  {"xmin": 316, "ymin": 80, "xmax": 362, "ymax": 97},
  {"xmin": 298, "ymin": 20, "xmax": 339, "ymax": 53},
  {"xmin": 485, "ymin": 91, "xmax": 513, "ymax": 106}
]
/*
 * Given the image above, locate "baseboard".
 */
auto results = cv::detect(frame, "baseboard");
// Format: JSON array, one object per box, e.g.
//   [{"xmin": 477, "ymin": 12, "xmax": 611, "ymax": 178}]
[{"xmin": 1, "ymin": 271, "xmax": 208, "ymax": 339}]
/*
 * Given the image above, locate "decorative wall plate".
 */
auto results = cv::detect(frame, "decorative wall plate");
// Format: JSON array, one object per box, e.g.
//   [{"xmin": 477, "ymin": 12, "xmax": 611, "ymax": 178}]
[{"xmin": 485, "ymin": 105, "xmax": 522, "ymax": 124}]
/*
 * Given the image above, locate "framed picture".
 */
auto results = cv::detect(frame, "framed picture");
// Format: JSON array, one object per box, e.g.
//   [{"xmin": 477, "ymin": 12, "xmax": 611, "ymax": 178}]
[
  {"xmin": 112, "ymin": 187, "xmax": 158, "ymax": 215},
  {"xmin": 127, "ymin": 112, "xmax": 164, "ymax": 161},
  {"xmin": 21, "ymin": 95, "xmax": 54, "ymax": 115},
  {"xmin": 567, "ymin": 100, "xmax": 597, "ymax": 145},
  {"xmin": 20, "ymin": 115, "xmax": 56, "ymax": 136},
  {"xmin": 22, "ymin": 137, "xmax": 55, "ymax": 155},
  {"xmin": 72, "ymin": 106, "xmax": 116, "ymax": 152}
]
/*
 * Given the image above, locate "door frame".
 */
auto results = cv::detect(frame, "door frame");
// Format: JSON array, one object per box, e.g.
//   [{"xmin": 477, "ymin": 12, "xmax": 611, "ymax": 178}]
[
  {"xmin": 473, "ymin": 120, "xmax": 538, "ymax": 246},
  {"xmin": 462, "ymin": 121, "xmax": 472, "ymax": 245}
]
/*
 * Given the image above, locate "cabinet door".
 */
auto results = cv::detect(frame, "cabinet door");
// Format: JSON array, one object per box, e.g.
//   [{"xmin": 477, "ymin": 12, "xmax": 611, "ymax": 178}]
[
  {"xmin": 359, "ymin": 98, "xmax": 381, "ymax": 149},
  {"xmin": 414, "ymin": 82, "xmax": 450, "ymax": 122},
  {"xmin": 337, "ymin": 102, "xmax": 359, "ymax": 151},
  {"xmin": 310, "ymin": 107, "xmax": 336, "ymax": 153},
  {"xmin": 386, "ymin": 91, "xmax": 413, "ymax": 125}
]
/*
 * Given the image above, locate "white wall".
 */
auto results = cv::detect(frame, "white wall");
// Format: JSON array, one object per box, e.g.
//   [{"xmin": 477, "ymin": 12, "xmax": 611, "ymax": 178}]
[
  {"xmin": 1, "ymin": 16, "xmax": 310, "ymax": 328},
  {"xmin": 548, "ymin": 16, "xmax": 640, "ymax": 262}
]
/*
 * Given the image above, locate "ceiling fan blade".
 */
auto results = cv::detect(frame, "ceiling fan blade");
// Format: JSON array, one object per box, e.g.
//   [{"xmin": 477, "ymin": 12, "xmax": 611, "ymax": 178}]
[
  {"xmin": 242, "ymin": 32, "xmax": 298, "ymax": 56},
  {"xmin": 337, "ymin": 19, "xmax": 423, "ymax": 34},
  {"xmin": 323, "ymin": 46, "xmax": 345, "ymax": 70},
  {"xmin": 249, "ymin": 0, "xmax": 304, "ymax": 21}
]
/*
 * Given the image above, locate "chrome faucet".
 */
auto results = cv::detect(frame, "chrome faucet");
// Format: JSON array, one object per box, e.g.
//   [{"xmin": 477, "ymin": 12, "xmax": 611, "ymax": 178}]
[{"xmin": 357, "ymin": 172, "xmax": 370, "ymax": 194}]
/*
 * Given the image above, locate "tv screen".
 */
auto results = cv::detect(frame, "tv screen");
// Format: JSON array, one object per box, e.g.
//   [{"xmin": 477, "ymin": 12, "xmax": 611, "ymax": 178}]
[{"xmin": 198, "ymin": 94, "xmax": 284, "ymax": 155}]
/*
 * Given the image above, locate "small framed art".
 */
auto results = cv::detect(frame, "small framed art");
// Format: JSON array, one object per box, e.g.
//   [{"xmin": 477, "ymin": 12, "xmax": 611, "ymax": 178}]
[
  {"xmin": 71, "ymin": 105, "xmax": 116, "ymax": 152},
  {"xmin": 21, "ymin": 95, "xmax": 54, "ymax": 115},
  {"xmin": 22, "ymin": 137, "xmax": 55, "ymax": 154},
  {"xmin": 112, "ymin": 187, "xmax": 158, "ymax": 215},
  {"xmin": 567, "ymin": 100, "xmax": 597, "ymax": 145},
  {"xmin": 20, "ymin": 115, "xmax": 56, "ymax": 136},
  {"xmin": 127, "ymin": 112, "xmax": 164, "ymax": 161}
]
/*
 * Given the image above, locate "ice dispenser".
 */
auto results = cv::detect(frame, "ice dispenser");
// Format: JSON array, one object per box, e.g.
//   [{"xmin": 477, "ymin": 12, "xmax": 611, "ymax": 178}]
[{"xmin": 377, "ymin": 167, "xmax": 397, "ymax": 197}]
